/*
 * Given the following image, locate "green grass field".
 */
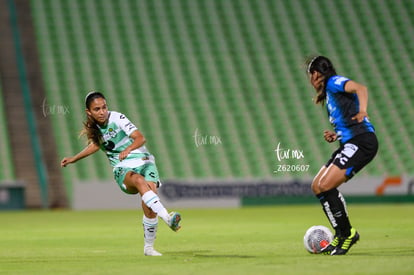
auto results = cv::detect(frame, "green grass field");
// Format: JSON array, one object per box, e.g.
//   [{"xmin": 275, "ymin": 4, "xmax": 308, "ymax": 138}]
[{"xmin": 1, "ymin": 204, "xmax": 414, "ymax": 275}]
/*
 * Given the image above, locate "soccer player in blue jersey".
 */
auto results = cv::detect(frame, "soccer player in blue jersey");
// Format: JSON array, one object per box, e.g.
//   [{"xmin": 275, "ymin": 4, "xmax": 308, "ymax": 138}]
[
  {"xmin": 61, "ymin": 92, "xmax": 181, "ymax": 256},
  {"xmin": 306, "ymin": 56, "xmax": 378, "ymax": 255}
]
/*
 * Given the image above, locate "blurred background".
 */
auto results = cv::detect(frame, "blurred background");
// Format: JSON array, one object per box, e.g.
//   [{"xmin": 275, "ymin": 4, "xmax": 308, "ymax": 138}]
[{"xmin": 0, "ymin": 0, "xmax": 413, "ymax": 209}]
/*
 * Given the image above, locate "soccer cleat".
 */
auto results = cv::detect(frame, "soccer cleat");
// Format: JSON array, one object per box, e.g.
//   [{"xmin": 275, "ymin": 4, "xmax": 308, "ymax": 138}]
[
  {"xmin": 321, "ymin": 235, "xmax": 340, "ymax": 255},
  {"xmin": 144, "ymin": 247, "xmax": 162, "ymax": 256},
  {"xmin": 168, "ymin": 212, "xmax": 182, "ymax": 232},
  {"xmin": 331, "ymin": 228, "xmax": 360, "ymax": 255}
]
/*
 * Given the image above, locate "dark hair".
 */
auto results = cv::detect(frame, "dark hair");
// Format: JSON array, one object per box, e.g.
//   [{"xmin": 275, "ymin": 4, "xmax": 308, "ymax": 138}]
[
  {"xmin": 306, "ymin": 56, "xmax": 337, "ymax": 105},
  {"xmin": 81, "ymin": 91, "xmax": 106, "ymax": 145},
  {"xmin": 85, "ymin": 91, "xmax": 106, "ymax": 109}
]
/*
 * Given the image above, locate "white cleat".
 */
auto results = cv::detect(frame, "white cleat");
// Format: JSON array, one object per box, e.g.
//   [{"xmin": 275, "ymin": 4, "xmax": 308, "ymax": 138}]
[{"xmin": 144, "ymin": 247, "xmax": 162, "ymax": 256}]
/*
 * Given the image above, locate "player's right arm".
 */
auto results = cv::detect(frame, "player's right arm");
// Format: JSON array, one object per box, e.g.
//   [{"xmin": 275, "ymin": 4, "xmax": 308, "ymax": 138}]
[
  {"xmin": 60, "ymin": 142, "xmax": 100, "ymax": 167},
  {"xmin": 344, "ymin": 80, "xmax": 369, "ymax": 123}
]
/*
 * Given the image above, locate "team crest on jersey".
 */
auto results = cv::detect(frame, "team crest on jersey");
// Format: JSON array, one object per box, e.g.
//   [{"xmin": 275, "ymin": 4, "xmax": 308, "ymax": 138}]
[{"xmin": 103, "ymin": 128, "xmax": 119, "ymax": 140}]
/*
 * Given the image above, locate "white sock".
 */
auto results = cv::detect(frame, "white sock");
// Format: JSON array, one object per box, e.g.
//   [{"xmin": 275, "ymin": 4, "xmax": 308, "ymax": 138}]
[
  {"xmin": 143, "ymin": 215, "xmax": 158, "ymax": 249},
  {"xmin": 141, "ymin": 191, "xmax": 169, "ymax": 223}
]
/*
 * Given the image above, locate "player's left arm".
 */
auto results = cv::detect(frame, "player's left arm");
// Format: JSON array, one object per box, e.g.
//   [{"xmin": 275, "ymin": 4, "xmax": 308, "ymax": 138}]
[
  {"xmin": 119, "ymin": 130, "xmax": 146, "ymax": 161},
  {"xmin": 344, "ymin": 80, "xmax": 369, "ymax": 123}
]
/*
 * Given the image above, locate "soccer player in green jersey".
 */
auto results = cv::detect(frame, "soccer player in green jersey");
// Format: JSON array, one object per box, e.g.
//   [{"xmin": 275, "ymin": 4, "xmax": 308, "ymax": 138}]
[{"xmin": 61, "ymin": 91, "xmax": 181, "ymax": 256}]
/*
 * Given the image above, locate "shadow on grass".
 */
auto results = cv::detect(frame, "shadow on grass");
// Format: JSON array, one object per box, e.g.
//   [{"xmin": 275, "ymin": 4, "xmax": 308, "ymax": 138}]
[
  {"xmin": 194, "ymin": 254, "xmax": 256, "ymax": 259},
  {"xmin": 355, "ymin": 248, "xmax": 414, "ymax": 257},
  {"xmin": 166, "ymin": 250, "xmax": 256, "ymax": 258}
]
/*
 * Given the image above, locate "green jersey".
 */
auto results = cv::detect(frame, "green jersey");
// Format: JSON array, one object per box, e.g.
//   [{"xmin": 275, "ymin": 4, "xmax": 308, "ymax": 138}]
[{"xmin": 97, "ymin": 111, "xmax": 154, "ymax": 168}]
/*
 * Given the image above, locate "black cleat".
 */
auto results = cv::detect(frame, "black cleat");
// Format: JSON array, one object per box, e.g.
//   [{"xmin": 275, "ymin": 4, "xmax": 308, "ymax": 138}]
[
  {"xmin": 331, "ymin": 228, "xmax": 360, "ymax": 255},
  {"xmin": 321, "ymin": 235, "xmax": 340, "ymax": 255}
]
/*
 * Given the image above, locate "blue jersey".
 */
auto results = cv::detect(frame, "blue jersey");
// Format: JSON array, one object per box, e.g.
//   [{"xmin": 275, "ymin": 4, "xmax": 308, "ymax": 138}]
[{"xmin": 325, "ymin": 75, "xmax": 375, "ymax": 143}]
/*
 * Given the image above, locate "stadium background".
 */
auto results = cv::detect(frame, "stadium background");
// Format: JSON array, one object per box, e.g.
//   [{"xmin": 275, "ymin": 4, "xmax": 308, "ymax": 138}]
[{"xmin": 0, "ymin": 0, "xmax": 413, "ymax": 208}]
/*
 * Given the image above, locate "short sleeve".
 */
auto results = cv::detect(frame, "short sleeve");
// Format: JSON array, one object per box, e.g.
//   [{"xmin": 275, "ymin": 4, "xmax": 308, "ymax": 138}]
[
  {"xmin": 326, "ymin": 76, "xmax": 350, "ymax": 93},
  {"xmin": 117, "ymin": 113, "xmax": 138, "ymax": 136}
]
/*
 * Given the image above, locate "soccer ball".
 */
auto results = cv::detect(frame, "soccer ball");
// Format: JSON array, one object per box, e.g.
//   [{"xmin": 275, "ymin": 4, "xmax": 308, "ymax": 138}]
[{"xmin": 303, "ymin": 225, "xmax": 333, "ymax": 254}]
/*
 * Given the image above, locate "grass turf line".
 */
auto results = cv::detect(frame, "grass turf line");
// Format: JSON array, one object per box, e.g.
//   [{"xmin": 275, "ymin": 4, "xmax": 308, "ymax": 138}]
[{"xmin": 1, "ymin": 204, "xmax": 414, "ymax": 275}]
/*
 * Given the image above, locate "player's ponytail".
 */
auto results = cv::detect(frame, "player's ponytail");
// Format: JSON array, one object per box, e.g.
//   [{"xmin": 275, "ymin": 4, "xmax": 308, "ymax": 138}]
[
  {"xmin": 306, "ymin": 56, "xmax": 337, "ymax": 105},
  {"xmin": 80, "ymin": 91, "xmax": 105, "ymax": 145}
]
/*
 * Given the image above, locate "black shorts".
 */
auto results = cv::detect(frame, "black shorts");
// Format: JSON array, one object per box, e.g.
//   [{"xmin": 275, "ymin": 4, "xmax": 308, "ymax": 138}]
[{"xmin": 325, "ymin": 132, "xmax": 378, "ymax": 179}]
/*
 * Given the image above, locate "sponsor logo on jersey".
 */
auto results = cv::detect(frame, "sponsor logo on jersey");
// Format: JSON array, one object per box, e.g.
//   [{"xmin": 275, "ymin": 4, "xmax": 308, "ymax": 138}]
[
  {"xmin": 336, "ymin": 143, "xmax": 359, "ymax": 165},
  {"xmin": 125, "ymin": 122, "xmax": 136, "ymax": 132},
  {"xmin": 334, "ymin": 76, "xmax": 348, "ymax": 85}
]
